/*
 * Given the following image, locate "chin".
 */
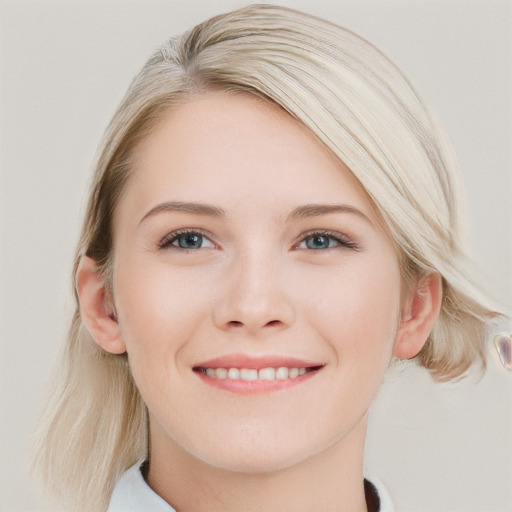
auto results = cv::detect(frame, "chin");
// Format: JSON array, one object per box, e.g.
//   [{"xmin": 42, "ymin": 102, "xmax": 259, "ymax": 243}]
[
  {"xmin": 204, "ymin": 448, "xmax": 307, "ymax": 475},
  {"xmin": 189, "ymin": 427, "xmax": 327, "ymax": 475}
]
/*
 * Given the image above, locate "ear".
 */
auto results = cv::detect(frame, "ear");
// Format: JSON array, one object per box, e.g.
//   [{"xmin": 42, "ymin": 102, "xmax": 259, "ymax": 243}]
[
  {"xmin": 76, "ymin": 256, "xmax": 126, "ymax": 354},
  {"xmin": 393, "ymin": 273, "xmax": 443, "ymax": 359}
]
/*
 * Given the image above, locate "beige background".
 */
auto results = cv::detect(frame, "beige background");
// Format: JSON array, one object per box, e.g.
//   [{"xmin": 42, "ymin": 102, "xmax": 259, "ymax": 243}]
[{"xmin": 1, "ymin": 0, "xmax": 511, "ymax": 511}]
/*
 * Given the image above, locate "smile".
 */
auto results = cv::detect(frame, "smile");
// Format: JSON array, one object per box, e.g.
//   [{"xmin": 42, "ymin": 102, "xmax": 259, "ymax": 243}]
[
  {"xmin": 196, "ymin": 366, "xmax": 318, "ymax": 381},
  {"xmin": 192, "ymin": 354, "xmax": 324, "ymax": 394}
]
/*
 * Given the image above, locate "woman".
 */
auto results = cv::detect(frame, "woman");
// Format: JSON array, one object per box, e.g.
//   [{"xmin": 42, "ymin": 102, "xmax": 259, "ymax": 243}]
[{"xmin": 30, "ymin": 4, "xmax": 503, "ymax": 511}]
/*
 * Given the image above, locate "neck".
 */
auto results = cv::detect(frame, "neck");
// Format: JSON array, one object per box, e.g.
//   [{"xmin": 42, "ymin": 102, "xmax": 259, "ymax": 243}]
[{"xmin": 147, "ymin": 415, "xmax": 369, "ymax": 512}]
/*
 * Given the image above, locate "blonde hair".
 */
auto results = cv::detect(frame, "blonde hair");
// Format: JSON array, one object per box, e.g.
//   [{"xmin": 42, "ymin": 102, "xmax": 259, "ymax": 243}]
[{"xmin": 31, "ymin": 4, "xmax": 504, "ymax": 510}]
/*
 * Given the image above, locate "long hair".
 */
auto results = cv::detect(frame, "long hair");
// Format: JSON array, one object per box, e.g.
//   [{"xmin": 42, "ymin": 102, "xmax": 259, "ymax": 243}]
[{"xmin": 31, "ymin": 4, "xmax": 504, "ymax": 510}]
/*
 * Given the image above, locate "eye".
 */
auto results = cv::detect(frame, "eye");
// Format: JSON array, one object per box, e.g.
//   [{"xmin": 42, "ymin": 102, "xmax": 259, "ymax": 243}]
[
  {"xmin": 296, "ymin": 231, "xmax": 358, "ymax": 251},
  {"xmin": 158, "ymin": 229, "xmax": 215, "ymax": 250}
]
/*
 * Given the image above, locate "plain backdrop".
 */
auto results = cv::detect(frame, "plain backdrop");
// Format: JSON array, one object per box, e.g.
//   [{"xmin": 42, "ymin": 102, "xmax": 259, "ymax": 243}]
[{"xmin": 1, "ymin": 1, "xmax": 511, "ymax": 511}]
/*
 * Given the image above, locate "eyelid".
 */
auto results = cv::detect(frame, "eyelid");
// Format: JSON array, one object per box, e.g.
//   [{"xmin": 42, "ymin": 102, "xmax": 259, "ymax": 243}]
[
  {"xmin": 158, "ymin": 227, "xmax": 217, "ymax": 250},
  {"xmin": 294, "ymin": 229, "xmax": 359, "ymax": 250},
  {"xmin": 156, "ymin": 228, "xmax": 358, "ymax": 251}
]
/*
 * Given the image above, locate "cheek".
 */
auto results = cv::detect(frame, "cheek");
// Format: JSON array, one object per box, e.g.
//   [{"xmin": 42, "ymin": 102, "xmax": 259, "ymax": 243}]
[
  {"xmin": 303, "ymin": 254, "xmax": 402, "ymax": 366},
  {"xmin": 112, "ymin": 257, "xmax": 214, "ymax": 376},
  {"xmin": 298, "ymin": 256, "xmax": 402, "ymax": 429}
]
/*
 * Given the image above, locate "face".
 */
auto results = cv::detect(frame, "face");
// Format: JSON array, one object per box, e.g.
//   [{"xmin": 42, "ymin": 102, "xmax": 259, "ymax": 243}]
[{"xmin": 111, "ymin": 92, "xmax": 403, "ymax": 473}]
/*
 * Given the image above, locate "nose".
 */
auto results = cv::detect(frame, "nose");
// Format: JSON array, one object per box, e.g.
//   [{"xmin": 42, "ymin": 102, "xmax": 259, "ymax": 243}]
[{"xmin": 212, "ymin": 250, "xmax": 295, "ymax": 335}]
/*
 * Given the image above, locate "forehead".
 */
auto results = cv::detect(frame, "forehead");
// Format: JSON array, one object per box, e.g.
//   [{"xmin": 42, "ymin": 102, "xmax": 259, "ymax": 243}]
[{"xmin": 115, "ymin": 91, "xmax": 380, "ymax": 226}]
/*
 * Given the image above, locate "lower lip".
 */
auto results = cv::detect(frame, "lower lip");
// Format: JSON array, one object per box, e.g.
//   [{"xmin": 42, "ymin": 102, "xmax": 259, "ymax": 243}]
[{"xmin": 194, "ymin": 369, "xmax": 321, "ymax": 394}]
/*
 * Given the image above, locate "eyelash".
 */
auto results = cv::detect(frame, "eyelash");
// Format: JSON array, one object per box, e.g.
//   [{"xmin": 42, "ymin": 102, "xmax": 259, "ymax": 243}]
[
  {"xmin": 157, "ymin": 228, "xmax": 215, "ymax": 250},
  {"xmin": 157, "ymin": 229, "xmax": 359, "ymax": 251},
  {"xmin": 294, "ymin": 230, "xmax": 359, "ymax": 251}
]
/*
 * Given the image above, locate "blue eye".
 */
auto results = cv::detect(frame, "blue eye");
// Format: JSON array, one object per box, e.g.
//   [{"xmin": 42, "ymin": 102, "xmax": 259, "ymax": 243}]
[
  {"xmin": 297, "ymin": 231, "xmax": 358, "ymax": 251},
  {"xmin": 159, "ymin": 230, "xmax": 215, "ymax": 250},
  {"xmin": 175, "ymin": 234, "xmax": 204, "ymax": 249},
  {"xmin": 304, "ymin": 235, "xmax": 335, "ymax": 250}
]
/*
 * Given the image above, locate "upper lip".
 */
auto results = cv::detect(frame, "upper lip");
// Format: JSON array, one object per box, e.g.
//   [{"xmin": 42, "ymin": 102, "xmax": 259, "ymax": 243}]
[{"xmin": 193, "ymin": 353, "xmax": 324, "ymax": 370}]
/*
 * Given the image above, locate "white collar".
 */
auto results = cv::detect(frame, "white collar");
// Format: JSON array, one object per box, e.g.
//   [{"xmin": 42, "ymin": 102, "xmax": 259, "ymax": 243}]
[
  {"xmin": 108, "ymin": 461, "xmax": 394, "ymax": 511},
  {"xmin": 108, "ymin": 461, "xmax": 173, "ymax": 512}
]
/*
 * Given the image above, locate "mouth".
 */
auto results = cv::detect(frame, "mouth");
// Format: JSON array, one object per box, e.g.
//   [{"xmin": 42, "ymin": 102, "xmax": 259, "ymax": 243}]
[
  {"xmin": 192, "ymin": 354, "xmax": 324, "ymax": 394},
  {"xmin": 194, "ymin": 366, "xmax": 322, "ymax": 381}
]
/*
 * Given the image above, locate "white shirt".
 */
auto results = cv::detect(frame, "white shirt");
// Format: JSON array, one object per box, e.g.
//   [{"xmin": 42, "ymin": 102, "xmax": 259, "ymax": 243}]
[{"xmin": 107, "ymin": 461, "xmax": 395, "ymax": 512}]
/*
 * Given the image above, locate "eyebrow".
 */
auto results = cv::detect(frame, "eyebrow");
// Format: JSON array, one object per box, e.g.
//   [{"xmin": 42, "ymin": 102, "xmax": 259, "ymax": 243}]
[
  {"xmin": 287, "ymin": 204, "xmax": 374, "ymax": 225},
  {"xmin": 139, "ymin": 201, "xmax": 225, "ymax": 225},
  {"xmin": 138, "ymin": 201, "xmax": 373, "ymax": 226}
]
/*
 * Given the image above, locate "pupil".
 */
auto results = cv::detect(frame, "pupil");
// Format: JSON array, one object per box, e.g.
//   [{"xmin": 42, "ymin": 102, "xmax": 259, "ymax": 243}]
[
  {"xmin": 307, "ymin": 236, "xmax": 329, "ymax": 249},
  {"xmin": 179, "ymin": 234, "xmax": 202, "ymax": 248}
]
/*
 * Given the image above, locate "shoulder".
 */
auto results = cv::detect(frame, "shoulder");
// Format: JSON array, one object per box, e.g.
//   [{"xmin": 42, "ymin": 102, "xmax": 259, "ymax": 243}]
[{"xmin": 107, "ymin": 461, "xmax": 175, "ymax": 512}]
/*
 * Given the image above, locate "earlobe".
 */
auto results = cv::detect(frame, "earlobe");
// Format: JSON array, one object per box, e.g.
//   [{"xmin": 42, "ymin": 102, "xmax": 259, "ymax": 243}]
[
  {"xmin": 76, "ymin": 256, "xmax": 126, "ymax": 355},
  {"xmin": 393, "ymin": 273, "xmax": 443, "ymax": 360}
]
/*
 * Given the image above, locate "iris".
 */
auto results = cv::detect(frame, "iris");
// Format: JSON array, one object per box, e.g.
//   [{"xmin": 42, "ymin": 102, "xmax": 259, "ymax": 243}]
[
  {"xmin": 305, "ymin": 235, "xmax": 332, "ymax": 250},
  {"xmin": 176, "ymin": 234, "xmax": 204, "ymax": 249}
]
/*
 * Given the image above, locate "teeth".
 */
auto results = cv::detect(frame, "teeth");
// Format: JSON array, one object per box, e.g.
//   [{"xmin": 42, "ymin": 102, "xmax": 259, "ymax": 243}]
[
  {"xmin": 240, "ymin": 368, "xmax": 258, "ymax": 380},
  {"xmin": 258, "ymin": 367, "xmax": 275, "ymax": 380},
  {"xmin": 201, "ymin": 366, "xmax": 311, "ymax": 381},
  {"xmin": 216, "ymin": 367, "xmax": 228, "ymax": 379},
  {"xmin": 288, "ymin": 367, "xmax": 299, "ymax": 379},
  {"xmin": 275, "ymin": 367, "xmax": 289, "ymax": 380},
  {"xmin": 227, "ymin": 368, "xmax": 240, "ymax": 379}
]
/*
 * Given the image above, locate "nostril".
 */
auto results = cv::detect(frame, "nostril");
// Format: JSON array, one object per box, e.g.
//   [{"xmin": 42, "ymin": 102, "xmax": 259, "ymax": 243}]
[{"xmin": 226, "ymin": 319, "xmax": 282, "ymax": 329}]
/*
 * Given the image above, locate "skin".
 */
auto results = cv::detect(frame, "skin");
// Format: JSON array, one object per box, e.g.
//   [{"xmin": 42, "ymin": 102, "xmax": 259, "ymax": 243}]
[{"xmin": 77, "ymin": 91, "xmax": 442, "ymax": 511}]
